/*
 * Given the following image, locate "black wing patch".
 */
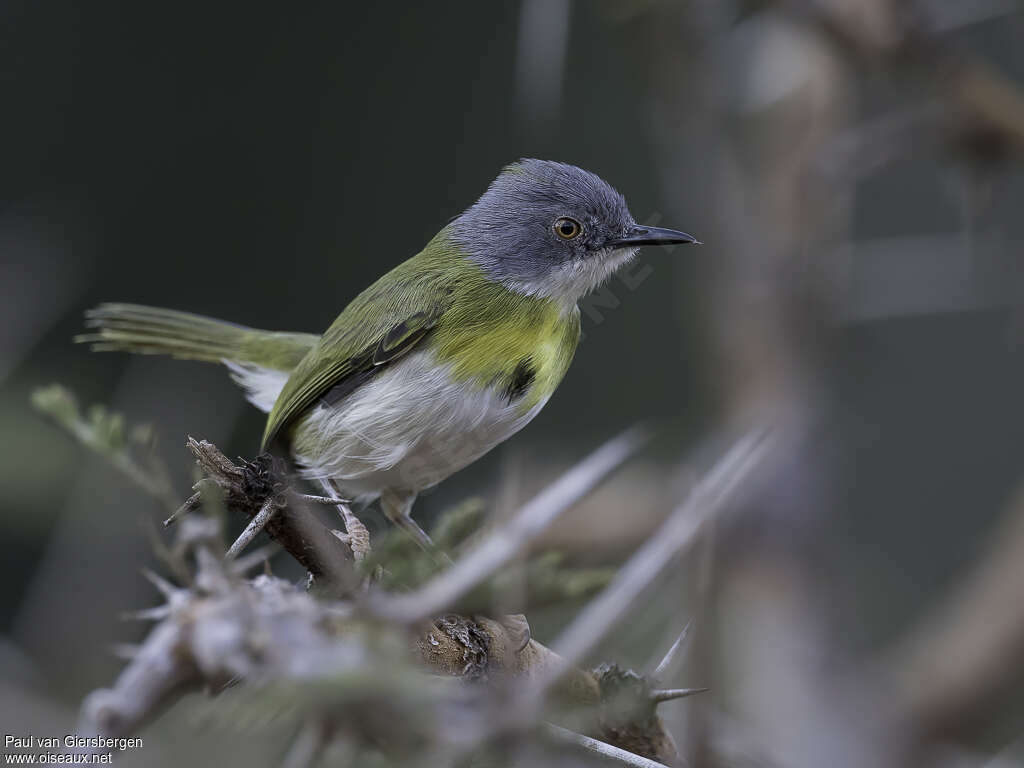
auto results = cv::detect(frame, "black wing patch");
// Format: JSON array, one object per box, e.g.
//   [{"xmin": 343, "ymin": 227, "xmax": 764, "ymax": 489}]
[
  {"xmin": 320, "ymin": 312, "xmax": 438, "ymax": 409},
  {"xmin": 503, "ymin": 358, "xmax": 536, "ymax": 404},
  {"xmin": 373, "ymin": 311, "xmax": 434, "ymax": 365},
  {"xmin": 320, "ymin": 365, "xmax": 381, "ymax": 407}
]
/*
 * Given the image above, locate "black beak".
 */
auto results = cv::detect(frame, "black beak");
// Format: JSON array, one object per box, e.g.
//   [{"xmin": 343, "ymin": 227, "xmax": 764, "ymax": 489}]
[{"xmin": 608, "ymin": 225, "xmax": 701, "ymax": 248}]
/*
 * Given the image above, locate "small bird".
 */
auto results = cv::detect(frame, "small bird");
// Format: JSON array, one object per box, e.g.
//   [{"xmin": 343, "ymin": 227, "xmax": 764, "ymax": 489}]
[{"xmin": 80, "ymin": 160, "xmax": 698, "ymax": 545}]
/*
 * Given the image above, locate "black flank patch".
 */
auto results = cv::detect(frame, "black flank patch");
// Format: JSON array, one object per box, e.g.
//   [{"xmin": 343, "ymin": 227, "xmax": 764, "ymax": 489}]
[{"xmin": 503, "ymin": 358, "xmax": 536, "ymax": 404}]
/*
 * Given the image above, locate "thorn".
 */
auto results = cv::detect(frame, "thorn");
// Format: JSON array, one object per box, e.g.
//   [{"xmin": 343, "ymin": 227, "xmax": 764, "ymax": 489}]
[
  {"xmin": 121, "ymin": 605, "xmax": 171, "ymax": 622},
  {"xmin": 652, "ymin": 619, "xmax": 693, "ymax": 682},
  {"xmin": 280, "ymin": 720, "xmax": 327, "ymax": 768},
  {"xmin": 229, "ymin": 543, "xmax": 281, "ymax": 575},
  {"xmin": 650, "ymin": 687, "xmax": 709, "ymax": 704},
  {"xmin": 163, "ymin": 490, "xmax": 202, "ymax": 527},
  {"xmin": 141, "ymin": 568, "xmax": 177, "ymax": 599},
  {"xmin": 297, "ymin": 493, "xmax": 353, "ymax": 506},
  {"xmin": 110, "ymin": 643, "xmax": 140, "ymax": 660},
  {"xmin": 195, "ymin": 546, "xmax": 233, "ymax": 595},
  {"xmin": 225, "ymin": 497, "xmax": 277, "ymax": 560}
]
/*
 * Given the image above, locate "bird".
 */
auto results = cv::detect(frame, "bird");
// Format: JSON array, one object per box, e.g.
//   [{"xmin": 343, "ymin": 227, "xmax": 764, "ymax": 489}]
[{"xmin": 79, "ymin": 159, "xmax": 698, "ymax": 547}]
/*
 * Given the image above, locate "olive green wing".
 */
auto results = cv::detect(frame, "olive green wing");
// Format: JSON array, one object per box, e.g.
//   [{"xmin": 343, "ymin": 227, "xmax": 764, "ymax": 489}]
[
  {"xmin": 259, "ymin": 249, "xmax": 459, "ymax": 450},
  {"xmin": 260, "ymin": 308, "xmax": 443, "ymax": 450}
]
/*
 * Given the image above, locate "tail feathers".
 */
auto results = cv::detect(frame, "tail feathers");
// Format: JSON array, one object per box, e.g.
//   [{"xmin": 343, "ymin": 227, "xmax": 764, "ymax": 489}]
[{"xmin": 78, "ymin": 303, "xmax": 318, "ymax": 372}]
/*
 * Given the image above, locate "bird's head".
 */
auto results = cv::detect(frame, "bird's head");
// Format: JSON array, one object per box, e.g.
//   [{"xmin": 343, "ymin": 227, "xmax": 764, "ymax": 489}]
[{"xmin": 450, "ymin": 159, "xmax": 698, "ymax": 304}]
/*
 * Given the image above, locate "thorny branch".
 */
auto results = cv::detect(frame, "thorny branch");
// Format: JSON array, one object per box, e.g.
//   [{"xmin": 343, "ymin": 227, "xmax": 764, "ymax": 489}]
[
  {"xmin": 184, "ymin": 438, "xmax": 356, "ymax": 592},
  {"xmin": 69, "ymin": 425, "xmax": 765, "ymax": 767},
  {"xmin": 48, "ymin": 395, "xmax": 1024, "ymax": 768}
]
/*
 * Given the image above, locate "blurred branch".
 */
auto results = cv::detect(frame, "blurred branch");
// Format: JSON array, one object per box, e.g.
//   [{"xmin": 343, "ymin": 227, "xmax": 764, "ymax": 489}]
[
  {"xmin": 78, "ymin": 506, "xmax": 694, "ymax": 765},
  {"xmin": 366, "ymin": 425, "xmax": 652, "ymax": 624},
  {"xmin": 651, "ymin": 620, "xmax": 693, "ymax": 683},
  {"xmin": 838, "ymin": 235, "xmax": 1022, "ymax": 323},
  {"xmin": 60, "ymin": 415, "xmax": 718, "ymax": 766},
  {"xmin": 819, "ymin": 103, "xmax": 946, "ymax": 182},
  {"xmin": 881, "ymin": 482, "xmax": 1024, "ymax": 741},
  {"xmin": 279, "ymin": 720, "xmax": 329, "ymax": 768},
  {"xmin": 542, "ymin": 431, "xmax": 770, "ymax": 685},
  {"xmin": 798, "ymin": 0, "xmax": 1024, "ymax": 153},
  {"xmin": 542, "ymin": 723, "xmax": 673, "ymax": 768},
  {"xmin": 948, "ymin": 55, "xmax": 1024, "ymax": 158}
]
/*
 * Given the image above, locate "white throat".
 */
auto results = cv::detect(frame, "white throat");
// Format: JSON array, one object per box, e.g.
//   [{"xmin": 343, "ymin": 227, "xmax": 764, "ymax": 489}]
[{"xmin": 503, "ymin": 247, "xmax": 638, "ymax": 309}]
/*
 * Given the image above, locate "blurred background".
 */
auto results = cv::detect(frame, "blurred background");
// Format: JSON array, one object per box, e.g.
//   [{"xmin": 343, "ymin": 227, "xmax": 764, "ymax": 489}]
[{"xmin": 3, "ymin": 1, "xmax": 1024, "ymax": 765}]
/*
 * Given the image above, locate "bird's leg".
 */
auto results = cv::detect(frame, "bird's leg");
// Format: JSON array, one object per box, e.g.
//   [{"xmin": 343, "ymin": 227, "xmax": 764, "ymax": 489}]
[
  {"xmin": 379, "ymin": 489, "xmax": 435, "ymax": 551},
  {"xmin": 321, "ymin": 479, "xmax": 371, "ymax": 562}
]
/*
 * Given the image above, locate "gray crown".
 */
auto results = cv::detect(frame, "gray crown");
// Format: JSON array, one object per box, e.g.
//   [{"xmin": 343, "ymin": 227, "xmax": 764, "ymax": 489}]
[{"xmin": 449, "ymin": 159, "xmax": 638, "ymax": 302}]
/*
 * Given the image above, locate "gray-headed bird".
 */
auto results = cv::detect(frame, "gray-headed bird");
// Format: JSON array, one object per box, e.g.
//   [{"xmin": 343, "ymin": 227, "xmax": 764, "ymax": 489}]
[{"xmin": 80, "ymin": 159, "xmax": 698, "ymax": 545}]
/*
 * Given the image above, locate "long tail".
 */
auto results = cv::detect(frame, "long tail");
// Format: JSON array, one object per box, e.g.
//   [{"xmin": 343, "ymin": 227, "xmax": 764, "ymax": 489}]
[{"xmin": 78, "ymin": 303, "xmax": 319, "ymax": 411}]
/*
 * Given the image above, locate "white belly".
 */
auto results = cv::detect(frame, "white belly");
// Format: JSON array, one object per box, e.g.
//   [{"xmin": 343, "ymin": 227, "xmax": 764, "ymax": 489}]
[{"xmin": 283, "ymin": 349, "xmax": 547, "ymax": 498}]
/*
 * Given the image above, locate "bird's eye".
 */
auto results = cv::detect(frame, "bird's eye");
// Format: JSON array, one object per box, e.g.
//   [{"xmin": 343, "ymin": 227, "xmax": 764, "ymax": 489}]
[{"xmin": 554, "ymin": 217, "xmax": 582, "ymax": 240}]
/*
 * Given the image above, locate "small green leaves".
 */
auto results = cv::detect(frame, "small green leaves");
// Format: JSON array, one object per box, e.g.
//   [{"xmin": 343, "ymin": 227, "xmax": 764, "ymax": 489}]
[
  {"xmin": 33, "ymin": 384, "xmax": 132, "ymax": 457},
  {"xmin": 31, "ymin": 383, "xmax": 176, "ymax": 512},
  {"xmin": 30, "ymin": 383, "xmax": 80, "ymax": 428}
]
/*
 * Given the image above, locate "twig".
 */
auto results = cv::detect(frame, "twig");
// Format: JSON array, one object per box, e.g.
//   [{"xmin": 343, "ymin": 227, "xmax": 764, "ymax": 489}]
[
  {"xmin": 109, "ymin": 644, "xmax": 140, "ymax": 661},
  {"xmin": 225, "ymin": 497, "xmax": 277, "ymax": 560},
  {"xmin": 121, "ymin": 605, "xmax": 172, "ymax": 622},
  {"xmin": 141, "ymin": 568, "xmax": 178, "ymax": 600},
  {"xmin": 542, "ymin": 723, "xmax": 674, "ymax": 768},
  {"xmin": 229, "ymin": 542, "xmax": 282, "ymax": 575},
  {"xmin": 365, "ymin": 425, "xmax": 651, "ymax": 623}
]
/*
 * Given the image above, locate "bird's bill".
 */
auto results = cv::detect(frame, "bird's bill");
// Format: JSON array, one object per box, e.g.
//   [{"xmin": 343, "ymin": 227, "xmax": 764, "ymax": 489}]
[{"xmin": 608, "ymin": 225, "xmax": 701, "ymax": 247}]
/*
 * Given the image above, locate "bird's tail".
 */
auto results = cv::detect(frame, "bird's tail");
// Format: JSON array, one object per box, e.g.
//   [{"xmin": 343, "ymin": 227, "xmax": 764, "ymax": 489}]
[
  {"xmin": 77, "ymin": 303, "xmax": 318, "ymax": 372},
  {"xmin": 78, "ymin": 303, "xmax": 320, "ymax": 413}
]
